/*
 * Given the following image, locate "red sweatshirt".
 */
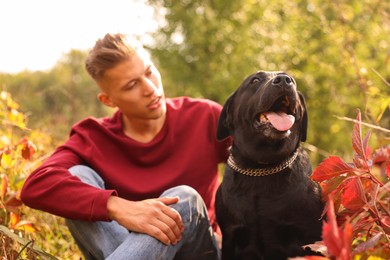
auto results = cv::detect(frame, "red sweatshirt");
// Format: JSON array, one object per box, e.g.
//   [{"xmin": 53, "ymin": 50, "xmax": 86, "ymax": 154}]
[{"xmin": 21, "ymin": 97, "xmax": 230, "ymax": 230}]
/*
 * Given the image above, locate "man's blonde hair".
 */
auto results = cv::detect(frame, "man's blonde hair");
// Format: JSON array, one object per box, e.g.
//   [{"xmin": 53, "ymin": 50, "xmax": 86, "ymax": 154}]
[{"xmin": 85, "ymin": 33, "xmax": 146, "ymax": 80}]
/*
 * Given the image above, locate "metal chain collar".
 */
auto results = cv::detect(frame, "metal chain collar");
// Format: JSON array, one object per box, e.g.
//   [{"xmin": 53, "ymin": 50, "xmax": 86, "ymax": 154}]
[{"xmin": 227, "ymin": 150, "xmax": 299, "ymax": 177}]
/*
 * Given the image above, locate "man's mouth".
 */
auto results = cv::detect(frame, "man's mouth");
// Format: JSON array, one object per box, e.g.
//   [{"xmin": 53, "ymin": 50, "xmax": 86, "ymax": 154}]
[{"xmin": 147, "ymin": 96, "xmax": 162, "ymax": 109}]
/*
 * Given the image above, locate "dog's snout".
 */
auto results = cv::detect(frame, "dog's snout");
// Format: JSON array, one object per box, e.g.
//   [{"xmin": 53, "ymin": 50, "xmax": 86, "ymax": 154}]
[{"xmin": 272, "ymin": 75, "xmax": 294, "ymax": 87}]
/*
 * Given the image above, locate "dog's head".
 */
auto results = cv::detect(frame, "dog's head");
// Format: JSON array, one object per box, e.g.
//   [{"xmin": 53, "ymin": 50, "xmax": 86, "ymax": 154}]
[{"xmin": 217, "ymin": 71, "xmax": 308, "ymax": 164}]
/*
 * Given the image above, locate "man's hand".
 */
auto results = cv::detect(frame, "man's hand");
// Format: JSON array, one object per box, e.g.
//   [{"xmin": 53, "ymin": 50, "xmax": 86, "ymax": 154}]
[{"xmin": 107, "ymin": 196, "xmax": 184, "ymax": 245}]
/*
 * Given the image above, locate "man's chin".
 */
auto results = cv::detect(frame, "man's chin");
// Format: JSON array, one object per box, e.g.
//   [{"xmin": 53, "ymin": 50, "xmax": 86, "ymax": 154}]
[{"xmin": 150, "ymin": 105, "xmax": 167, "ymax": 120}]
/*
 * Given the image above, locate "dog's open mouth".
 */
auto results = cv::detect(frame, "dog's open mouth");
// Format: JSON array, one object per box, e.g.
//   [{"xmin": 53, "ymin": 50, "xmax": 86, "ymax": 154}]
[{"xmin": 254, "ymin": 95, "xmax": 296, "ymax": 132}]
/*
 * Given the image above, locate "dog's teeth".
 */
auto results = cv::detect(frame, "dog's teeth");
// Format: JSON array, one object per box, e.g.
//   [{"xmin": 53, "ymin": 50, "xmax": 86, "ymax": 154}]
[
  {"xmin": 282, "ymin": 96, "xmax": 290, "ymax": 106},
  {"xmin": 259, "ymin": 114, "xmax": 268, "ymax": 122}
]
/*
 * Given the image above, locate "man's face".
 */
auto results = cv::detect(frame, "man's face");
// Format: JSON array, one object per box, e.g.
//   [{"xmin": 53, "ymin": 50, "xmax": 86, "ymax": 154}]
[{"xmin": 97, "ymin": 51, "xmax": 166, "ymax": 121}]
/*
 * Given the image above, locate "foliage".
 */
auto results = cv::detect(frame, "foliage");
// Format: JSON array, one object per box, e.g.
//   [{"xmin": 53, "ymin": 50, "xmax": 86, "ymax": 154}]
[
  {"xmin": 306, "ymin": 111, "xmax": 390, "ymax": 259},
  {"xmin": 1, "ymin": 91, "xmax": 36, "ymax": 229},
  {"xmin": 0, "ymin": 91, "xmax": 81, "ymax": 259},
  {"xmin": 0, "ymin": 50, "xmax": 110, "ymax": 143},
  {"xmin": 146, "ymin": 0, "xmax": 390, "ymax": 162}
]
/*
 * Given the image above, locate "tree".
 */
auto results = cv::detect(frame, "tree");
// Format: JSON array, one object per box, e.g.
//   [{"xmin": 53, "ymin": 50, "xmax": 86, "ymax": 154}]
[
  {"xmin": 147, "ymin": 0, "xmax": 390, "ymax": 162},
  {"xmin": 1, "ymin": 50, "xmax": 110, "ymax": 142}
]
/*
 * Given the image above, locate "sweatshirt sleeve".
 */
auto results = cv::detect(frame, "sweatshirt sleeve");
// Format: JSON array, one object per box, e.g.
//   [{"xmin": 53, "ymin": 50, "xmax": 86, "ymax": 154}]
[{"xmin": 20, "ymin": 145, "xmax": 117, "ymax": 222}]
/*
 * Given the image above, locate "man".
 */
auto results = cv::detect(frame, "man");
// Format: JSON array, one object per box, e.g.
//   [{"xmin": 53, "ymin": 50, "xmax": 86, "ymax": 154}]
[{"xmin": 21, "ymin": 33, "xmax": 230, "ymax": 259}]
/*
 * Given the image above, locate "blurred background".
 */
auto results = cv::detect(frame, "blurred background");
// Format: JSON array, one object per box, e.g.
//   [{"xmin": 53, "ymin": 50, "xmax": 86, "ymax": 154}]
[
  {"xmin": 1, "ymin": 0, "xmax": 389, "ymax": 159},
  {"xmin": 0, "ymin": 0, "xmax": 389, "ymax": 257}
]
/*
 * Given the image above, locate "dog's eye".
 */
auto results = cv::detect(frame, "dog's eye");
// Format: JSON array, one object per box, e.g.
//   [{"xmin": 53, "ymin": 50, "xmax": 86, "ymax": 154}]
[{"xmin": 251, "ymin": 78, "xmax": 261, "ymax": 84}]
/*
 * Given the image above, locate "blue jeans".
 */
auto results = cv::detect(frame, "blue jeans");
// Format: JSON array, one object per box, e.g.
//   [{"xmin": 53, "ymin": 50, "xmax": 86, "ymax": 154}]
[{"xmin": 66, "ymin": 165, "xmax": 221, "ymax": 260}]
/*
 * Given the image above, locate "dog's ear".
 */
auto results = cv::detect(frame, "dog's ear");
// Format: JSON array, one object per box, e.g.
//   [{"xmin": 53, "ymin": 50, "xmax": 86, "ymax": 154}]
[
  {"xmin": 216, "ymin": 92, "xmax": 236, "ymax": 141},
  {"xmin": 298, "ymin": 92, "xmax": 308, "ymax": 142}
]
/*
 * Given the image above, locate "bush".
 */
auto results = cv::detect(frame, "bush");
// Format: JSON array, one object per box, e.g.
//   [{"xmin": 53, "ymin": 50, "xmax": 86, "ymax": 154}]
[
  {"xmin": 0, "ymin": 90, "xmax": 81, "ymax": 259},
  {"xmin": 304, "ymin": 111, "xmax": 390, "ymax": 259}
]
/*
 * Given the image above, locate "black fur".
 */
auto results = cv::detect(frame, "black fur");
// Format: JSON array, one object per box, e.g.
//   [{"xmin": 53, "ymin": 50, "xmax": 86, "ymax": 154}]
[{"xmin": 216, "ymin": 71, "xmax": 323, "ymax": 260}]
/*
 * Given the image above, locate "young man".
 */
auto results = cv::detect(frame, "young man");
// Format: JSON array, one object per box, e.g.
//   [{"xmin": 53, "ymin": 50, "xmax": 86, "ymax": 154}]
[{"xmin": 21, "ymin": 33, "xmax": 230, "ymax": 259}]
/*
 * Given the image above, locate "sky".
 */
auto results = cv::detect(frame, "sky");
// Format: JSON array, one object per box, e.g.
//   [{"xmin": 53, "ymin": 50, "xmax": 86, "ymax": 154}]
[{"xmin": 0, "ymin": 0, "xmax": 158, "ymax": 73}]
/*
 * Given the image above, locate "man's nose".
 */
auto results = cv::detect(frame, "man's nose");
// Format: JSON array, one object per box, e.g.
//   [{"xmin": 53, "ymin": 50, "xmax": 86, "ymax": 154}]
[{"xmin": 142, "ymin": 77, "xmax": 158, "ymax": 95}]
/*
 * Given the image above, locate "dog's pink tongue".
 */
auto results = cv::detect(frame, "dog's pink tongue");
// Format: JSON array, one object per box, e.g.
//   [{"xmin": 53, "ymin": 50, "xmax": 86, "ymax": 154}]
[{"xmin": 264, "ymin": 112, "xmax": 295, "ymax": 131}]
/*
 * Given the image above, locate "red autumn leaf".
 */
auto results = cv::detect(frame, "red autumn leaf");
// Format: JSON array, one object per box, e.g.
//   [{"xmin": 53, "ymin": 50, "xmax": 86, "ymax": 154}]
[
  {"xmin": 5, "ymin": 194, "xmax": 23, "ymax": 213},
  {"xmin": 322, "ymin": 196, "xmax": 352, "ymax": 260},
  {"xmin": 372, "ymin": 147, "xmax": 390, "ymax": 178},
  {"xmin": 377, "ymin": 200, "xmax": 390, "ymax": 217},
  {"xmin": 312, "ymin": 156, "xmax": 353, "ymax": 182},
  {"xmin": 320, "ymin": 176, "xmax": 344, "ymax": 200},
  {"xmin": 349, "ymin": 215, "xmax": 373, "ymax": 234},
  {"xmin": 352, "ymin": 111, "xmax": 370, "ymax": 169},
  {"xmin": 5, "ymin": 196, "xmax": 23, "ymax": 207},
  {"xmin": 341, "ymin": 221, "xmax": 353, "ymax": 259},
  {"xmin": 341, "ymin": 177, "xmax": 367, "ymax": 211},
  {"xmin": 352, "ymin": 111, "xmax": 363, "ymax": 157},
  {"xmin": 321, "ymin": 187, "xmax": 345, "ymax": 221},
  {"xmin": 19, "ymin": 137, "xmax": 36, "ymax": 160},
  {"xmin": 362, "ymin": 132, "xmax": 371, "ymax": 157},
  {"xmin": 380, "ymin": 216, "xmax": 390, "ymax": 235},
  {"xmin": 372, "ymin": 147, "xmax": 389, "ymax": 165},
  {"xmin": 322, "ymin": 199, "xmax": 341, "ymax": 254}
]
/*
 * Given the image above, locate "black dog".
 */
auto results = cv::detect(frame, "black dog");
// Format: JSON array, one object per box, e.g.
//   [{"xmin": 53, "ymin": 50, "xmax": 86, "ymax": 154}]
[{"xmin": 215, "ymin": 71, "xmax": 323, "ymax": 260}]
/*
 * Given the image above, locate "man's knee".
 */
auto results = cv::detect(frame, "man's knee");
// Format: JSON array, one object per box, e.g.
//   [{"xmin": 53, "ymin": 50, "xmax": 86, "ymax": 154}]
[
  {"xmin": 68, "ymin": 165, "xmax": 105, "ymax": 189},
  {"xmin": 163, "ymin": 185, "xmax": 208, "ymax": 219},
  {"xmin": 163, "ymin": 185, "xmax": 201, "ymax": 201}
]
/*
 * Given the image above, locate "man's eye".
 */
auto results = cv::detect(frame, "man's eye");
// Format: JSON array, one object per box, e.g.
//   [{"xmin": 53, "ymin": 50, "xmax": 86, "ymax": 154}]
[
  {"xmin": 126, "ymin": 81, "xmax": 137, "ymax": 90},
  {"xmin": 146, "ymin": 69, "xmax": 153, "ymax": 77}
]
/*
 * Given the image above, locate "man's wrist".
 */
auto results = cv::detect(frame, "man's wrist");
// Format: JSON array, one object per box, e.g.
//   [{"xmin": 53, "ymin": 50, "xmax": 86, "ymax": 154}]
[{"xmin": 107, "ymin": 195, "xmax": 119, "ymax": 221}]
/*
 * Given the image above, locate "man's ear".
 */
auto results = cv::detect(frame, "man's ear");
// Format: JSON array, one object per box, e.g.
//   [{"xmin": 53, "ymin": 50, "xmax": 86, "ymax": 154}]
[{"xmin": 97, "ymin": 92, "xmax": 116, "ymax": 108}]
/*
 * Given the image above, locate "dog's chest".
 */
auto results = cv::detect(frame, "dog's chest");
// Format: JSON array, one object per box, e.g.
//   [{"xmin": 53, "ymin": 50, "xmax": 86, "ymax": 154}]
[{"xmin": 219, "ymin": 168, "xmax": 312, "ymax": 220}]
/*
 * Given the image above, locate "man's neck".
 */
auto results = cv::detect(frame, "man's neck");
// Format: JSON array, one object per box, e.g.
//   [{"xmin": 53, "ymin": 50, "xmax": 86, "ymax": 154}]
[{"xmin": 122, "ymin": 114, "xmax": 166, "ymax": 143}]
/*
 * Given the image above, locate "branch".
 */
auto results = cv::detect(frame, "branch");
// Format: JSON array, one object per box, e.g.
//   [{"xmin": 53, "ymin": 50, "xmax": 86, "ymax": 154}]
[
  {"xmin": 334, "ymin": 116, "xmax": 390, "ymax": 134},
  {"xmin": 371, "ymin": 68, "xmax": 390, "ymax": 88}
]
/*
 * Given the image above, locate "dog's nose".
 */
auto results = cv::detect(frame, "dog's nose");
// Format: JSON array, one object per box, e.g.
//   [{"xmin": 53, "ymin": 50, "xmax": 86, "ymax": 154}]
[{"xmin": 272, "ymin": 75, "xmax": 294, "ymax": 87}]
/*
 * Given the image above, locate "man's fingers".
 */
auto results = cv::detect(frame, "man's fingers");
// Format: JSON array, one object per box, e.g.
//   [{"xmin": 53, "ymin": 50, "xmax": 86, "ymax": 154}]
[
  {"xmin": 153, "ymin": 204, "xmax": 183, "ymax": 243},
  {"xmin": 151, "ymin": 217, "xmax": 181, "ymax": 245},
  {"xmin": 109, "ymin": 197, "xmax": 185, "ymax": 246},
  {"xmin": 157, "ymin": 197, "xmax": 184, "ymax": 230},
  {"xmin": 157, "ymin": 196, "xmax": 180, "ymax": 205},
  {"xmin": 158, "ymin": 208, "xmax": 183, "ymax": 241},
  {"xmin": 146, "ymin": 223, "xmax": 171, "ymax": 245},
  {"xmin": 163, "ymin": 207, "xmax": 184, "ymax": 230},
  {"xmin": 141, "ymin": 200, "xmax": 184, "ymax": 245}
]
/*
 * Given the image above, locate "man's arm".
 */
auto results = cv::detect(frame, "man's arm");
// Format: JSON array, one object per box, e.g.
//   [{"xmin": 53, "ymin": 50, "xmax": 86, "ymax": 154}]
[
  {"xmin": 21, "ymin": 147, "xmax": 115, "ymax": 221},
  {"xmin": 107, "ymin": 195, "xmax": 184, "ymax": 245}
]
